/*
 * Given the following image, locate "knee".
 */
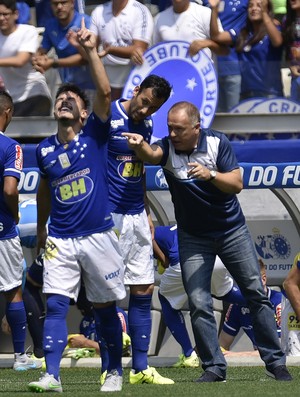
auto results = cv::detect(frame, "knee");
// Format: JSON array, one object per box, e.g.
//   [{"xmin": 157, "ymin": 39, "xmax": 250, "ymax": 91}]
[{"xmin": 46, "ymin": 294, "xmax": 69, "ymax": 319}]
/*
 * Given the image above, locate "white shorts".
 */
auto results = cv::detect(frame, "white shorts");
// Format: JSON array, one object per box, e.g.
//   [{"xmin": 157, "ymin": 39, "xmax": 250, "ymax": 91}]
[
  {"xmin": 43, "ymin": 230, "xmax": 126, "ymax": 303},
  {"xmin": 281, "ymin": 295, "xmax": 300, "ymax": 356},
  {"xmin": 211, "ymin": 257, "xmax": 234, "ymax": 297},
  {"xmin": 112, "ymin": 211, "xmax": 154, "ymax": 285},
  {"xmin": 0, "ymin": 237, "xmax": 23, "ymax": 292},
  {"xmin": 104, "ymin": 64, "xmax": 133, "ymax": 88},
  {"xmin": 159, "ymin": 263, "xmax": 186, "ymax": 310},
  {"xmin": 159, "ymin": 256, "xmax": 234, "ymax": 310}
]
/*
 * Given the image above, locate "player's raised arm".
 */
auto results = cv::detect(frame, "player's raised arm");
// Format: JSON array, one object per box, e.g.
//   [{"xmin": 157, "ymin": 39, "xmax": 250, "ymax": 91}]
[
  {"xmin": 122, "ymin": 132, "xmax": 163, "ymax": 165},
  {"xmin": 77, "ymin": 18, "xmax": 111, "ymax": 121}
]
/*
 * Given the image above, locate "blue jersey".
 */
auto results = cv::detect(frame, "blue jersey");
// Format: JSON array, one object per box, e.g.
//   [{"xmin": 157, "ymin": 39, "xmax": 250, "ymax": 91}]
[
  {"xmin": 237, "ymin": 27, "xmax": 283, "ymax": 97},
  {"xmin": 223, "ymin": 287, "xmax": 282, "ymax": 347},
  {"xmin": 216, "ymin": 0, "xmax": 248, "ymax": 76},
  {"xmin": 106, "ymin": 99, "xmax": 153, "ymax": 215},
  {"xmin": 156, "ymin": 128, "xmax": 245, "ymax": 238},
  {"xmin": 17, "ymin": 2, "xmax": 31, "ymax": 24},
  {"xmin": 36, "ymin": 113, "xmax": 114, "ymax": 238},
  {"xmin": 41, "ymin": 11, "xmax": 95, "ymax": 90},
  {"xmin": 0, "ymin": 133, "xmax": 23, "ymax": 240},
  {"xmin": 154, "ymin": 225, "xmax": 179, "ymax": 267}
]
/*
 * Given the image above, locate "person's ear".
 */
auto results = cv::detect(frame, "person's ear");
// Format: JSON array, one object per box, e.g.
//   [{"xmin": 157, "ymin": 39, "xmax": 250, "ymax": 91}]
[
  {"xmin": 132, "ymin": 86, "xmax": 140, "ymax": 97},
  {"xmin": 80, "ymin": 108, "xmax": 88, "ymax": 121}
]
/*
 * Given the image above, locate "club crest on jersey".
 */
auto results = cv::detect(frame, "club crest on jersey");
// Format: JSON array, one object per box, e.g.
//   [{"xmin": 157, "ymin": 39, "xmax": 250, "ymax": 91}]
[
  {"xmin": 123, "ymin": 41, "xmax": 218, "ymax": 140},
  {"xmin": 58, "ymin": 153, "xmax": 71, "ymax": 169}
]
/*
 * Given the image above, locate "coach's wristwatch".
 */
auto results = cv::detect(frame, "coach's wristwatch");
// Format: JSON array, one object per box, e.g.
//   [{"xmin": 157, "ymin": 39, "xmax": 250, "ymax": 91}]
[{"xmin": 209, "ymin": 170, "xmax": 217, "ymax": 181}]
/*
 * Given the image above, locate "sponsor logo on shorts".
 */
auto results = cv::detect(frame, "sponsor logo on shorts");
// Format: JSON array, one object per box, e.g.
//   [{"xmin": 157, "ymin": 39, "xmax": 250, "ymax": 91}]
[{"xmin": 105, "ymin": 269, "xmax": 121, "ymax": 281}]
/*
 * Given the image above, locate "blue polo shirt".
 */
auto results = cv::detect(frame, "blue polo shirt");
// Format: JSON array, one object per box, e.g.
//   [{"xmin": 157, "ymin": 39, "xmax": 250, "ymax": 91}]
[
  {"xmin": 156, "ymin": 128, "xmax": 245, "ymax": 238},
  {"xmin": 216, "ymin": 0, "xmax": 248, "ymax": 77},
  {"xmin": 41, "ymin": 11, "xmax": 95, "ymax": 90}
]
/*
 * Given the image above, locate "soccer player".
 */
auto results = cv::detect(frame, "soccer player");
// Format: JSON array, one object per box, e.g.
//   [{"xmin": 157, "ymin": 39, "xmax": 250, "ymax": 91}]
[
  {"xmin": 0, "ymin": 91, "xmax": 42, "ymax": 372},
  {"xmin": 99, "ymin": 75, "xmax": 174, "ymax": 385},
  {"xmin": 28, "ymin": 20, "xmax": 126, "ymax": 393},
  {"xmin": 219, "ymin": 259, "xmax": 282, "ymax": 353},
  {"xmin": 281, "ymin": 252, "xmax": 300, "ymax": 356}
]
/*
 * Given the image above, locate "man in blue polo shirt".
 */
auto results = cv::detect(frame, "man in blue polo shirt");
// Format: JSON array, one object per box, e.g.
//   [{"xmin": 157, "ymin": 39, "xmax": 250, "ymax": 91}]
[
  {"xmin": 123, "ymin": 100, "xmax": 292, "ymax": 383},
  {"xmin": 32, "ymin": 0, "xmax": 95, "ymax": 109}
]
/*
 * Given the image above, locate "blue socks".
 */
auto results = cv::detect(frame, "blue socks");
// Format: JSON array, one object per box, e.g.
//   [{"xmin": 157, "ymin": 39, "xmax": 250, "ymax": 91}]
[
  {"xmin": 128, "ymin": 294, "xmax": 152, "ymax": 373},
  {"xmin": 6, "ymin": 300, "xmax": 26, "ymax": 354},
  {"xmin": 158, "ymin": 292, "xmax": 194, "ymax": 357},
  {"xmin": 219, "ymin": 286, "xmax": 247, "ymax": 306},
  {"xmin": 43, "ymin": 294, "xmax": 69, "ymax": 380},
  {"xmin": 23, "ymin": 281, "xmax": 45, "ymax": 358},
  {"xmin": 94, "ymin": 304, "xmax": 123, "ymax": 375}
]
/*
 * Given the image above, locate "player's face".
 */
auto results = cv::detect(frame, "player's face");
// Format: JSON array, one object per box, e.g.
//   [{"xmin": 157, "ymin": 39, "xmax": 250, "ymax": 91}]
[
  {"xmin": 168, "ymin": 108, "xmax": 200, "ymax": 153},
  {"xmin": 54, "ymin": 91, "xmax": 87, "ymax": 123},
  {"xmin": 51, "ymin": 0, "xmax": 74, "ymax": 21},
  {"xmin": 0, "ymin": 5, "xmax": 18, "ymax": 34},
  {"xmin": 129, "ymin": 87, "xmax": 166, "ymax": 122}
]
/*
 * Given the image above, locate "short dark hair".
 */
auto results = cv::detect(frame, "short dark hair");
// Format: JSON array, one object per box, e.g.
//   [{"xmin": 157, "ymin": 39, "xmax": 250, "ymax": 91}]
[
  {"xmin": 139, "ymin": 75, "xmax": 172, "ymax": 103},
  {"xmin": 0, "ymin": 0, "xmax": 17, "ymax": 12},
  {"xmin": 55, "ymin": 83, "xmax": 90, "ymax": 110},
  {"xmin": 0, "ymin": 90, "xmax": 13, "ymax": 113}
]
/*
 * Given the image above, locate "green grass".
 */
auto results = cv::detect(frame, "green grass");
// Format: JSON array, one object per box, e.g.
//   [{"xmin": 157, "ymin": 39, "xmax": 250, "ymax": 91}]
[{"xmin": 1, "ymin": 367, "xmax": 300, "ymax": 396}]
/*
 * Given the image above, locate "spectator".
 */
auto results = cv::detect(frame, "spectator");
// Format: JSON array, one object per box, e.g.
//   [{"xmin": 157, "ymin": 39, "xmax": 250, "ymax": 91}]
[
  {"xmin": 0, "ymin": 91, "xmax": 42, "ymax": 372},
  {"xmin": 123, "ymin": 100, "xmax": 291, "ymax": 382},
  {"xmin": 0, "ymin": 0, "xmax": 52, "ymax": 116},
  {"xmin": 282, "ymin": 0, "xmax": 300, "ymax": 103},
  {"xmin": 210, "ymin": 0, "xmax": 284, "ymax": 101},
  {"xmin": 153, "ymin": 0, "xmax": 228, "ymax": 60},
  {"xmin": 90, "ymin": 0, "xmax": 154, "ymax": 100},
  {"xmin": 219, "ymin": 259, "xmax": 282, "ymax": 353},
  {"xmin": 281, "ymin": 252, "xmax": 300, "ymax": 356},
  {"xmin": 153, "ymin": 224, "xmax": 246, "ymax": 368},
  {"xmin": 32, "ymin": 0, "xmax": 95, "ymax": 110},
  {"xmin": 33, "ymin": 0, "xmax": 85, "ymax": 27},
  {"xmin": 211, "ymin": 0, "xmax": 248, "ymax": 112},
  {"xmin": 28, "ymin": 22, "xmax": 126, "ymax": 393},
  {"xmin": 16, "ymin": 1, "xmax": 31, "ymax": 24}
]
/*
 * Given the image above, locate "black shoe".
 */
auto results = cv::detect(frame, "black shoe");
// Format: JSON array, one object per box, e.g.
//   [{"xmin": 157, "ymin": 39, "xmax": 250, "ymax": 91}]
[
  {"xmin": 266, "ymin": 365, "xmax": 292, "ymax": 381},
  {"xmin": 195, "ymin": 371, "xmax": 226, "ymax": 383}
]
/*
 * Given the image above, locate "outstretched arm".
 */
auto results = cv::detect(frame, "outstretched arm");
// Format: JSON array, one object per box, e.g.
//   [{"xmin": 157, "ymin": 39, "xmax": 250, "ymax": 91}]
[
  {"xmin": 209, "ymin": 0, "xmax": 233, "ymax": 45},
  {"xmin": 122, "ymin": 132, "xmax": 164, "ymax": 165},
  {"xmin": 77, "ymin": 18, "xmax": 111, "ymax": 121}
]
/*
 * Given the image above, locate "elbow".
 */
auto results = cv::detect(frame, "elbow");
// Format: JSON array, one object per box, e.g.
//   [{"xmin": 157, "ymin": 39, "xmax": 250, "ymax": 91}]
[
  {"xmin": 283, "ymin": 278, "xmax": 291, "ymax": 293},
  {"xmin": 233, "ymin": 182, "xmax": 243, "ymax": 194}
]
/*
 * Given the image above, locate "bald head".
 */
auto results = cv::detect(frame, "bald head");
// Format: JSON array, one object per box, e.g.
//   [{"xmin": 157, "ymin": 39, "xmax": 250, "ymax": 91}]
[{"xmin": 168, "ymin": 101, "xmax": 200, "ymax": 124}]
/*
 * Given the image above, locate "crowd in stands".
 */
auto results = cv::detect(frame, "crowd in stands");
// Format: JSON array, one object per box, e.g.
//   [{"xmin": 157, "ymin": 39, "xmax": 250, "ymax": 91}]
[{"xmin": 0, "ymin": 0, "xmax": 298, "ymax": 114}]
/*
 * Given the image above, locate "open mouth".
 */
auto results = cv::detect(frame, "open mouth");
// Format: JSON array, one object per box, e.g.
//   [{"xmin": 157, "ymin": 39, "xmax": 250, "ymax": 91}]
[{"xmin": 59, "ymin": 102, "xmax": 72, "ymax": 112}]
